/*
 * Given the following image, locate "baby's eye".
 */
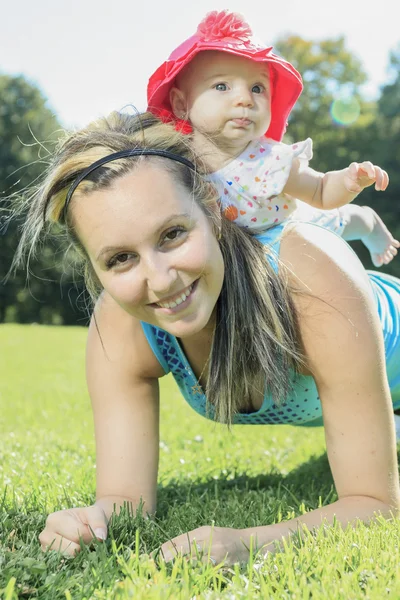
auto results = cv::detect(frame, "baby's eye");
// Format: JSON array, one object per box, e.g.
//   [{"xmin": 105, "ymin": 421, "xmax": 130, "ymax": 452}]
[
  {"xmin": 252, "ymin": 84, "xmax": 265, "ymax": 94},
  {"xmin": 214, "ymin": 83, "xmax": 228, "ymax": 92}
]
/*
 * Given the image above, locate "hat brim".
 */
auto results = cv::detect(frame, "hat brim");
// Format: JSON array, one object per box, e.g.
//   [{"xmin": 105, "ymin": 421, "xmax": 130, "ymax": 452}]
[{"xmin": 147, "ymin": 40, "xmax": 302, "ymax": 141}]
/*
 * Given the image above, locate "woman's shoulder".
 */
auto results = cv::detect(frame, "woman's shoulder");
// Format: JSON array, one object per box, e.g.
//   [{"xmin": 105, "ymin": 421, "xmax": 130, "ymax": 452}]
[
  {"xmin": 279, "ymin": 222, "xmax": 383, "ymax": 381},
  {"xmin": 87, "ymin": 291, "xmax": 165, "ymax": 380},
  {"xmin": 280, "ymin": 221, "xmax": 373, "ymax": 296}
]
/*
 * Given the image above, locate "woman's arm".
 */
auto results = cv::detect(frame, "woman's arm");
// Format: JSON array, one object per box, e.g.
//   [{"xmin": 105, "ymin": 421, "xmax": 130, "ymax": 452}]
[
  {"xmin": 39, "ymin": 292, "xmax": 163, "ymax": 554},
  {"xmin": 241, "ymin": 223, "xmax": 400, "ymax": 550},
  {"xmin": 87, "ymin": 292, "xmax": 163, "ymax": 519},
  {"xmin": 159, "ymin": 223, "xmax": 400, "ymax": 563}
]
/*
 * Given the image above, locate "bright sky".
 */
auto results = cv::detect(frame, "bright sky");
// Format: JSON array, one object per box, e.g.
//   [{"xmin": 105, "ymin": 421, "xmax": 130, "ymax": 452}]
[{"xmin": 1, "ymin": 0, "xmax": 399, "ymax": 128}]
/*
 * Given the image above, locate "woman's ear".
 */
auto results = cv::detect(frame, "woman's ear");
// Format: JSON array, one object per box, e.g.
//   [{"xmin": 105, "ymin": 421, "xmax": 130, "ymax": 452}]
[{"xmin": 170, "ymin": 87, "xmax": 187, "ymax": 119}]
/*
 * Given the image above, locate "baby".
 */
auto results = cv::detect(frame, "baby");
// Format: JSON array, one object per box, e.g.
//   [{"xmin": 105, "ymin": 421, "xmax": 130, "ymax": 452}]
[{"xmin": 147, "ymin": 10, "xmax": 399, "ymax": 267}]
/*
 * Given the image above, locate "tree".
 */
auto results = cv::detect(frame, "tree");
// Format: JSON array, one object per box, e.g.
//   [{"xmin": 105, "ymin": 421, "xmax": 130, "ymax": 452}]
[
  {"xmin": 0, "ymin": 74, "xmax": 86, "ymax": 324},
  {"xmin": 274, "ymin": 36, "xmax": 376, "ymax": 170},
  {"xmin": 360, "ymin": 48, "xmax": 400, "ymax": 278},
  {"xmin": 274, "ymin": 36, "xmax": 400, "ymax": 277}
]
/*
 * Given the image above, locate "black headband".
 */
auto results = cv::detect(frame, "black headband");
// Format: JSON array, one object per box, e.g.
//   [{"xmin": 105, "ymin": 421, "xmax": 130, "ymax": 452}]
[{"xmin": 59, "ymin": 149, "xmax": 196, "ymax": 222}]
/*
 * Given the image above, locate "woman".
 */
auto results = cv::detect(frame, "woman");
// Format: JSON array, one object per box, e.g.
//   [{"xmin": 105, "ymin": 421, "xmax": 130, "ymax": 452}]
[{"xmin": 14, "ymin": 111, "xmax": 400, "ymax": 564}]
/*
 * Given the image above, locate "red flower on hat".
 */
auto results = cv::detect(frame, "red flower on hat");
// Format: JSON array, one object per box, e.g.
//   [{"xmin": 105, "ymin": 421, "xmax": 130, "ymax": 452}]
[{"xmin": 196, "ymin": 10, "xmax": 252, "ymax": 43}]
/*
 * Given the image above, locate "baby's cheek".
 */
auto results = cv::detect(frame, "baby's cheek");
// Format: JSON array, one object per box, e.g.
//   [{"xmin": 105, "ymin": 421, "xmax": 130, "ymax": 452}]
[{"xmin": 190, "ymin": 108, "xmax": 222, "ymax": 133}]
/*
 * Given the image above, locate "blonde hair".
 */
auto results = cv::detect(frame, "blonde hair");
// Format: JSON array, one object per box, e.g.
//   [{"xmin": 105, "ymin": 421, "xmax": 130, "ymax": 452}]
[{"xmin": 11, "ymin": 111, "xmax": 304, "ymax": 424}]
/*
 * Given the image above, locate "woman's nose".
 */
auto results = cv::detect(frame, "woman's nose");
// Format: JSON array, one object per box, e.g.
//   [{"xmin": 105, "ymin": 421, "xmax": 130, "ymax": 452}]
[{"xmin": 142, "ymin": 253, "xmax": 178, "ymax": 295}]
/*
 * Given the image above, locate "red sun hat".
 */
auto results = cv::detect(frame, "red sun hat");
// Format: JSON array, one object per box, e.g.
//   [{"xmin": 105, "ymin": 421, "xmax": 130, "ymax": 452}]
[{"xmin": 147, "ymin": 10, "xmax": 303, "ymax": 141}]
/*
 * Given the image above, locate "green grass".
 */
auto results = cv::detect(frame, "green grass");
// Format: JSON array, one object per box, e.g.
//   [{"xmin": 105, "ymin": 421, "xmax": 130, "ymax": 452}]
[{"xmin": 0, "ymin": 323, "xmax": 399, "ymax": 599}]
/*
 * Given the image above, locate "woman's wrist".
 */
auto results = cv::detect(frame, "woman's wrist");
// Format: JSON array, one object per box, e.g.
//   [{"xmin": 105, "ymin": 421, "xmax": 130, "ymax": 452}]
[
  {"xmin": 238, "ymin": 523, "xmax": 284, "ymax": 557},
  {"xmin": 94, "ymin": 495, "xmax": 136, "ymax": 521},
  {"xmin": 238, "ymin": 496, "xmax": 397, "ymax": 559}
]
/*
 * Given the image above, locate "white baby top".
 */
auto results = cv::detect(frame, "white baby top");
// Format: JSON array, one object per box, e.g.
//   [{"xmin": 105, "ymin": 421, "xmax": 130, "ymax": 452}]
[{"xmin": 207, "ymin": 136, "xmax": 313, "ymax": 231}]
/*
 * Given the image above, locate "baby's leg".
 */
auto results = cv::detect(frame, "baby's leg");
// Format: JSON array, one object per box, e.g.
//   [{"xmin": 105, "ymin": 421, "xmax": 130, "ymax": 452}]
[
  {"xmin": 360, "ymin": 206, "xmax": 400, "ymax": 267},
  {"xmin": 394, "ymin": 414, "xmax": 400, "ymax": 442},
  {"xmin": 341, "ymin": 205, "xmax": 400, "ymax": 267}
]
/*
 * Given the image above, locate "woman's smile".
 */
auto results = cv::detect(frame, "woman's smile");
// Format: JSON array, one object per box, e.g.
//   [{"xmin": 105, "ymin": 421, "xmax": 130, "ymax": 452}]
[
  {"xmin": 74, "ymin": 163, "xmax": 224, "ymax": 339},
  {"xmin": 149, "ymin": 279, "xmax": 198, "ymax": 314}
]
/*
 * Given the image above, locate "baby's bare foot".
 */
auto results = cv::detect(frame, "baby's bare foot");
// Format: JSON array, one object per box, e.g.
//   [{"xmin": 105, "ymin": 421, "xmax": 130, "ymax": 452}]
[{"xmin": 361, "ymin": 206, "xmax": 400, "ymax": 267}]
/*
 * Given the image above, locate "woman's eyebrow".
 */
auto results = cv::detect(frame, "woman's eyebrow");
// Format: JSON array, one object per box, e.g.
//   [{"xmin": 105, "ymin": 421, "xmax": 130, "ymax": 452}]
[{"xmin": 96, "ymin": 213, "xmax": 192, "ymax": 261}]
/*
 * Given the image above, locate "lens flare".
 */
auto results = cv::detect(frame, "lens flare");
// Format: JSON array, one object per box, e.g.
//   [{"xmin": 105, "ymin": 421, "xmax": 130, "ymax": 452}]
[{"xmin": 330, "ymin": 97, "xmax": 361, "ymax": 126}]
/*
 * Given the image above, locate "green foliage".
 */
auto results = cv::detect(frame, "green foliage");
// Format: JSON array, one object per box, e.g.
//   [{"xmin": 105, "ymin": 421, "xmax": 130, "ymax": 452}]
[
  {"xmin": 276, "ymin": 35, "xmax": 369, "ymax": 165},
  {"xmin": 349, "ymin": 47, "xmax": 400, "ymax": 276},
  {"xmin": 375, "ymin": 50, "xmax": 400, "ymax": 206},
  {"xmin": 1, "ymin": 38, "xmax": 400, "ymax": 323},
  {"xmin": 276, "ymin": 36, "xmax": 400, "ymax": 278},
  {"xmin": 0, "ymin": 325, "xmax": 400, "ymax": 598},
  {"xmin": 0, "ymin": 74, "xmax": 86, "ymax": 325}
]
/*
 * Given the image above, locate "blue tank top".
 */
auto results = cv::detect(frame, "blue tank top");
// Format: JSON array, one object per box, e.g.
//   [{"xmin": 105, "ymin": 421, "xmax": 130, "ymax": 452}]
[{"xmin": 141, "ymin": 223, "xmax": 400, "ymax": 426}]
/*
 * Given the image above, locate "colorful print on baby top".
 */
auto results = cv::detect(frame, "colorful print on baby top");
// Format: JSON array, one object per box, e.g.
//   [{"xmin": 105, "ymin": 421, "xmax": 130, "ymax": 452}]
[{"xmin": 207, "ymin": 136, "xmax": 313, "ymax": 232}]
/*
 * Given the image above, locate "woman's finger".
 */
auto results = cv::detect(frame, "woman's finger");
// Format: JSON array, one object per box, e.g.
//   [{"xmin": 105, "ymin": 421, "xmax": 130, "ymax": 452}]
[
  {"xmin": 159, "ymin": 539, "xmax": 187, "ymax": 562},
  {"xmin": 159, "ymin": 535, "xmax": 217, "ymax": 564},
  {"xmin": 39, "ymin": 530, "xmax": 81, "ymax": 555},
  {"xmin": 79, "ymin": 506, "xmax": 108, "ymax": 542},
  {"xmin": 40, "ymin": 507, "xmax": 107, "ymax": 553},
  {"xmin": 44, "ymin": 511, "xmax": 90, "ymax": 544}
]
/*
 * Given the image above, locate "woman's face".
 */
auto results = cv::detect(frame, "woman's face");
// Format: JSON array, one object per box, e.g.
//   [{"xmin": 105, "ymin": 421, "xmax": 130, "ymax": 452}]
[{"xmin": 72, "ymin": 161, "xmax": 224, "ymax": 339}]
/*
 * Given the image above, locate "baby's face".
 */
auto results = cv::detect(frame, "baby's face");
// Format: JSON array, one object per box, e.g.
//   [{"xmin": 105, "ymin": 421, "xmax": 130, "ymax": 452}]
[{"xmin": 173, "ymin": 51, "xmax": 271, "ymax": 148}]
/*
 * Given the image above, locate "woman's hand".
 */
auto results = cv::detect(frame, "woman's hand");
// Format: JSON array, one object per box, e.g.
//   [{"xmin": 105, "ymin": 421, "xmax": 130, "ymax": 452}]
[
  {"xmin": 39, "ymin": 505, "xmax": 108, "ymax": 555},
  {"xmin": 158, "ymin": 525, "xmax": 255, "ymax": 566}
]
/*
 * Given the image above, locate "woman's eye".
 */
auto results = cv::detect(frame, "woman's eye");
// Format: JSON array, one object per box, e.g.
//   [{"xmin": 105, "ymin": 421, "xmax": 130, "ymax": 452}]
[
  {"xmin": 107, "ymin": 253, "xmax": 136, "ymax": 269},
  {"xmin": 163, "ymin": 227, "xmax": 186, "ymax": 242},
  {"xmin": 214, "ymin": 83, "xmax": 228, "ymax": 92},
  {"xmin": 252, "ymin": 84, "xmax": 264, "ymax": 94}
]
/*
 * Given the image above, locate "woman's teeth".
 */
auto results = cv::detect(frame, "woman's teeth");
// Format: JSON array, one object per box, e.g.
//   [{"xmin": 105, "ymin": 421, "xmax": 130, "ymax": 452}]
[{"xmin": 156, "ymin": 283, "xmax": 194, "ymax": 309}]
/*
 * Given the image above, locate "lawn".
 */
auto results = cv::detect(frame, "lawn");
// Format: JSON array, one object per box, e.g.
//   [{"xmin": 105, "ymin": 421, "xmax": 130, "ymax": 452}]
[{"xmin": 0, "ymin": 324, "xmax": 399, "ymax": 599}]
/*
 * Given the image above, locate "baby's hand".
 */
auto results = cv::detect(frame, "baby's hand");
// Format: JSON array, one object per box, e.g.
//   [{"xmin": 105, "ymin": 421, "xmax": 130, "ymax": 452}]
[{"xmin": 344, "ymin": 162, "xmax": 389, "ymax": 194}]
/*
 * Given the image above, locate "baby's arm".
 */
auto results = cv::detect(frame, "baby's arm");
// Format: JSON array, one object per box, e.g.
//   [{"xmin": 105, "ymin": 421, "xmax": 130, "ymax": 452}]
[
  {"xmin": 284, "ymin": 160, "xmax": 389, "ymax": 211},
  {"xmin": 341, "ymin": 204, "xmax": 399, "ymax": 267}
]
